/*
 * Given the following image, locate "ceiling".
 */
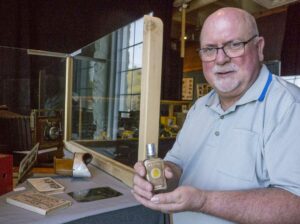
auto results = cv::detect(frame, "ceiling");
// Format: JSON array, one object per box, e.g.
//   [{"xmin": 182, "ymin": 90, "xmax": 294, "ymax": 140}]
[{"xmin": 171, "ymin": 0, "xmax": 298, "ymax": 40}]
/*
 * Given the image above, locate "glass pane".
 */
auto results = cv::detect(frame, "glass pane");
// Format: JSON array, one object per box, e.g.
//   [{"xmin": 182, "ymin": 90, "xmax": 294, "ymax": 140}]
[
  {"xmin": 133, "ymin": 44, "xmax": 143, "ymax": 69},
  {"xmin": 127, "ymin": 47, "xmax": 134, "ymax": 70},
  {"xmin": 131, "ymin": 69, "xmax": 141, "ymax": 94},
  {"xmin": 127, "ymin": 22, "xmax": 135, "ymax": 47},
  {"xmin": 121, "ymin": 47, "xmax": 133, "ymax": 71},
  {"xmin": 120, "ymin": 71, "xmax": 133, "ymax": 95},
  {"xmin": 130, "ymin": 95, "xmax": 140, "ymax": 111},
  {"xmin": 119, "ymin": 95, "xmax": 131, "ymax": 112},
  {"xmin": 135, "ymin": 18, "xmax": 143, "ymax": 44},
  {"xmin": 70, "ymin": 16, "xmax": 144, "ymax": 167},
  {"xmin": 0, "ymin": 47, "xmax": 66, "ymax": 115},
  {"xmin": 0, "ymin": 46, "xmax": 66, "ymax": 165},
  {"xmin": 122, "ymin": 26, "xmax": 130, "ymax": 49}
]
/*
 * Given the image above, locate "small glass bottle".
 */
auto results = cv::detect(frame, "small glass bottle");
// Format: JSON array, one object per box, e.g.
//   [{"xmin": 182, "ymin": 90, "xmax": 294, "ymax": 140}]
[{"xmin": 143, "ymin": 143, "xmax": 167, "ymax": 192}]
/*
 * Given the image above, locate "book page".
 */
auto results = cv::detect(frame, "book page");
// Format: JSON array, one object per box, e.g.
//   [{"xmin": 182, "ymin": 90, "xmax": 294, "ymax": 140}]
[{"xmin": 27, "ymin": 177, "xmax": 64, "ymax": 193}]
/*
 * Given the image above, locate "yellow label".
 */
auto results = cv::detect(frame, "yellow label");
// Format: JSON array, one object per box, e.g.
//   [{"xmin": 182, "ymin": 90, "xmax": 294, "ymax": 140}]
[{"xmin": 151, "ymin": 167, "xmax": 161, "ymax": 179}]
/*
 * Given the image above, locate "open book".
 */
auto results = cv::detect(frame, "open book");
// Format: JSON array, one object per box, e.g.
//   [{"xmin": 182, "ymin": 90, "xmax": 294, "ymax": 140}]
[
  {"xmin": 6, "ymin": 191, "xmax": 71, "ymax": 215},
  {"xmin": 27, "ymin": 177, "xmax": 65, "ymax": 194}
]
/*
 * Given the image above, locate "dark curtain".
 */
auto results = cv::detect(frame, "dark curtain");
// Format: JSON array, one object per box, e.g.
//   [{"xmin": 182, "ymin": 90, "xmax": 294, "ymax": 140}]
[{"xmin": 281, "ymin": 2, "xmax": 300, "ymax": 76}]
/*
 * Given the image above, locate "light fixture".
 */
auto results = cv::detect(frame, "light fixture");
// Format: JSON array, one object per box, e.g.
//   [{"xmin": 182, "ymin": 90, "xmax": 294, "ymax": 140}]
[{"xmin": 173, "ymin": 0, "xmax": 192, "ymax": 58}]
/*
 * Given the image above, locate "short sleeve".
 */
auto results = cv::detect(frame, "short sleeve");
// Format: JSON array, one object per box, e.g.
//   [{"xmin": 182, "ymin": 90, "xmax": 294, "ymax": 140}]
[{"xmin": 265, "ymin": 102, "xmax": 300, "ymax": 196}]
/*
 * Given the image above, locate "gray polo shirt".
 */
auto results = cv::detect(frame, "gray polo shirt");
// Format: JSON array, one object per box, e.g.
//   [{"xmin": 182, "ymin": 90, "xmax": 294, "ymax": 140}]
[{"xmin": 164, "ymin": 65, "xmax": 300, "ymax": 224}]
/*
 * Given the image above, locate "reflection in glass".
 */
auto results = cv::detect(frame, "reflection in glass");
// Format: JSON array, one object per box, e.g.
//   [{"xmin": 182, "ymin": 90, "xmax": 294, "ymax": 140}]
[
  {"xmin": 131, "ymin": 69, "xmax": 141, "ymax": 94},
  {"xmin": 0, "ymin": 46, "xmax": 66, "ymax": 116},
  {"xmin": 133, "ymin": 44, "xmax": 143, "ymax": 69},
  {"xmin": 70, "ymin": 17, "xmax": 144, "ymax": 167},
  {"xmin": 135, "ymin": 18, "xmax": 143, "ymax": 44}
]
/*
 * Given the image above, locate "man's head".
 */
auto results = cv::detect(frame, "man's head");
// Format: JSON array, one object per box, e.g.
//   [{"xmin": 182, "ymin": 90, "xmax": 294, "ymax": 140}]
[{"xmin": 199, "ymin": 7, "xmax": 265, "ymax": 106}]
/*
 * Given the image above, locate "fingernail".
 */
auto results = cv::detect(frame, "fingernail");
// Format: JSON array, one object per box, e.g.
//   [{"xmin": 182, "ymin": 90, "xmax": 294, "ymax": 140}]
[{"xmin": 151, "ymin": 196, "xmax": 159, "ymax": 203}]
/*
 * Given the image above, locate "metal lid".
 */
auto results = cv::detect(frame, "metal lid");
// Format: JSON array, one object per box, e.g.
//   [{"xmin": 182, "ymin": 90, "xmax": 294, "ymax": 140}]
[{"xmin": 146, "ymin": 143, "xmax": 156, "ymax": 156}]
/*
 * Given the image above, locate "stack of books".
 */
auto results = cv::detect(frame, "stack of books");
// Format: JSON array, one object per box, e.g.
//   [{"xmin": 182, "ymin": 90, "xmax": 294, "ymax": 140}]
[{"xmin": 6, "ymin": 177, "xmax": 71, "ymax": 215}]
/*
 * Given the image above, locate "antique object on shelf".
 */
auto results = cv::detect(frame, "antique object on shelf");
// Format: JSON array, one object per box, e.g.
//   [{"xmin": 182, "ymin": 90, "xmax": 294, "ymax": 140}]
[
  {"xmin": 0, "ymin": 154, "xmax": 13, "ymax": 195},
  {"xmin": 54, "ymin": 152, "xmax": 93, "ymax": 177},
  {"xmin": 0, "ymin": 107, "xmax": 63, "ymax": 166},
  {"xmin": 31, "ymin": 109, "xmax": 64, "ymax": 165},
  {"xmin": 160, "ymin": 100, "xmax": 191, "ymax": 137},
  {"xmin": 15, "ymin": 143, "xmax": 39, "ymax": 185}
]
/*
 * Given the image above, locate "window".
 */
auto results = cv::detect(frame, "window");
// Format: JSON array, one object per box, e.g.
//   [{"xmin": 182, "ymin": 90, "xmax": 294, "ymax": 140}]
[
  {"xmin": 119, "ymin": 18, "xmax": 143, "ymax": 112},
  {"xmin": 71, "ymin": 18, "xmax": 145, "ymax": 142}
]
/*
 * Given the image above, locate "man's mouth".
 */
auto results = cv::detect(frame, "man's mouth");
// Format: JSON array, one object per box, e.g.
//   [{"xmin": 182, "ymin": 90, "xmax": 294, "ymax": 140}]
[{"xmin": 216, "ymin": 70, "xmax": 234, "ymax": 75}]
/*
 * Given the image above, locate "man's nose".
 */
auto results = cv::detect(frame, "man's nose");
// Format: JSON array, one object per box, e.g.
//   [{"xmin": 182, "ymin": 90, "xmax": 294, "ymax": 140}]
[{"xmin": 215, "ymin": 48, "xmax": 230, "ymax": 64}]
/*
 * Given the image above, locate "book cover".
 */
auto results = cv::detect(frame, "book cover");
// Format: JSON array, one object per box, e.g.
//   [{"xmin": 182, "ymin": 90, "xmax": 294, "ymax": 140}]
[
  {"xmin": 6, "ymin": 191, "xmax": 71, "ymax": 215},
  {"xmin": 27, "ymin": 177, "xmax": 65, "ymax": 194}
]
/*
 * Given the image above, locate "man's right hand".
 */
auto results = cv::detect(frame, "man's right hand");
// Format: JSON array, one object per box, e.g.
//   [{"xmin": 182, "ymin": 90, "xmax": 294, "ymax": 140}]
[
  {"xmin": 132, "ymin": 161, "xmax": 182, "ymax": 201},
  {"xmin": 132, "ymin": 161, "xmax": 154, "ymax": 200}
]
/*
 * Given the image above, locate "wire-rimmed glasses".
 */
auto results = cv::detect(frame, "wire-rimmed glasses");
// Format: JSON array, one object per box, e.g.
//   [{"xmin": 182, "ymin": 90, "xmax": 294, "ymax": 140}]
[{"xmin": 199, "ymin": 35, "xmax": 258, "ymax": 62}]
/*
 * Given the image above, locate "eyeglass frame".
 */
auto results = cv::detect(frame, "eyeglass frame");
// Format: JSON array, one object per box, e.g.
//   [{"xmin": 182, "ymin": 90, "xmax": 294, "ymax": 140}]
[{"xmin": 198, "ymin": 34, "xmax": 258, "ymax": 62}]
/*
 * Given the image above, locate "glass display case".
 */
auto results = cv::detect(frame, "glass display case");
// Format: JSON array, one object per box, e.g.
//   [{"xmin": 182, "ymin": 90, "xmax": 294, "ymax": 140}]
[
  {"xmin": 64, "ymin": 15, "xmax": 164, "ymax": 186},
  {"xmin": 0, "ymin": 46, "xmax": 67, "ymax": 166},
  {"xmin": 0, "ymin": 15, "xmax": 163, "ymax": 187}
]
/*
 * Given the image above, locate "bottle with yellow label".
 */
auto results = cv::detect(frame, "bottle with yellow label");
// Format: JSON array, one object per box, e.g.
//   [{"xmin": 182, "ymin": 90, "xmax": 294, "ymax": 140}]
[{"xmin": 144, "ymin": 143, "xmax": 167, "ymax": 192}]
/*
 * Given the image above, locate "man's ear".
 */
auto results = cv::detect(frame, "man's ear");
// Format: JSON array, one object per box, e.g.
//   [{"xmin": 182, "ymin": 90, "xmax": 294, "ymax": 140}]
[{"xmin": 257, "ymin": 36, "xmax": 265, "ymax": 62}]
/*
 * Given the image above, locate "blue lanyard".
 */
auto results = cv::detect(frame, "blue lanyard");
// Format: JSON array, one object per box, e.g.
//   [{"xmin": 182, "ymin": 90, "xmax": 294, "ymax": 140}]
[{"xmin": 258, "ymin": 72, "xmax": 272, "ymax": 102}]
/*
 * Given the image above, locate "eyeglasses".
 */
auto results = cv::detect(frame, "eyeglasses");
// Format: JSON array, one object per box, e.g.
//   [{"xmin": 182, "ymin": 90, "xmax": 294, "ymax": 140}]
[{"xmin": 198, "ymin": 35, "xmax": 258, "ymax": 62}]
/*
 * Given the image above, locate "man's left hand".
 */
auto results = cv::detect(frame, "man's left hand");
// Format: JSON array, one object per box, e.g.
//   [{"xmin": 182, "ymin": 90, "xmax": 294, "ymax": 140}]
[{"xmin": 132, "ymin": 186, "xmax": 207, "ymax": 213}]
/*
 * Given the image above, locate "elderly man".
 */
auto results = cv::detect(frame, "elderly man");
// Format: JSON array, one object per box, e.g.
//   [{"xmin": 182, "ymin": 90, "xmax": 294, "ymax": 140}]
[{"xmin": 132, "ymin": 7, "xmax": 300, "ymax": 224}]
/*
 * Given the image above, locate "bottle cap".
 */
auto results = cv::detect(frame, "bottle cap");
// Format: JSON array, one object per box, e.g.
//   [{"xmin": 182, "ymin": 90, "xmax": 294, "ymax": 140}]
[{"xmin": 146, "ymin": 143, "xmax": 156, "ymax": 156}]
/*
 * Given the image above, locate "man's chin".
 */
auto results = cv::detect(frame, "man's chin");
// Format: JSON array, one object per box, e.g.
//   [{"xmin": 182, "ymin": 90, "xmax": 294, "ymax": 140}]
[{"xmin": 214, "ymin": 83, "xmax": 238, "ymax": 94}]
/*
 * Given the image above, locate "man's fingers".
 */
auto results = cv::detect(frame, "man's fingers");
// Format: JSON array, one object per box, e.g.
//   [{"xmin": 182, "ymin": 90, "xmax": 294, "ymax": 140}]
[
  {"xmin": 164, "ymin": 166, "xmax": 174, "ymax": 179},
  {"xmin": 132, "ymin": 183, "xmax": 153, "ymax": 200},
  {"xmin": 151, "ymin": 191, "xmax": 179, "ymax": 204},
  {"xmin": 134, "ymin": 161, "xmax": 146, "ymax": 176},
  {"xmin": 132, "ymin": 166, "xmax": 154, "ymax": 200},
  {"xmin": 132, "ymin": 191, "xmax": 174, "ymax": 213}
]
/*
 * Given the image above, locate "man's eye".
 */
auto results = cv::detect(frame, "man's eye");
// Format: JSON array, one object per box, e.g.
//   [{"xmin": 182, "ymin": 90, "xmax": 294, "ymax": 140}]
[
  {"xmin": 202, "ymin": 48, "xmax": 215, "ymax": 54},
  {"xmin": 229, "ymin": 42, "xmax": 243, "ymax": 49}
]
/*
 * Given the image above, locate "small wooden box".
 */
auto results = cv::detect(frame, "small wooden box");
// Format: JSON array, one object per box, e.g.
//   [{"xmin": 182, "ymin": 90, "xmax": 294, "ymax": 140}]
[{"xmin": 0, "ymin": 154, "xmax": 13, "ymax": 195}]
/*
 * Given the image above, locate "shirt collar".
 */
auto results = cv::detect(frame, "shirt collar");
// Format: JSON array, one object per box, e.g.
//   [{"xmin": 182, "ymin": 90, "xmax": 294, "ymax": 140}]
[{"xmin": 205, "ymin": 64, "xmax": 271, "ymax": 113}]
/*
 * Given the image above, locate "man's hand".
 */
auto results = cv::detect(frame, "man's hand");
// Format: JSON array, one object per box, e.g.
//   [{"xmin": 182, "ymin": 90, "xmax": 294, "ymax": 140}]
[
  {"xmin": 132, "ymin": 161, "xmax": 154, "ymax": 200},
  {"xmin": 132, "ymin": 162, "xmax": 193, "ymax": 212},
  {"xmin": 133, "ymin": 185, "xmax": 207, "ymax": 213}
]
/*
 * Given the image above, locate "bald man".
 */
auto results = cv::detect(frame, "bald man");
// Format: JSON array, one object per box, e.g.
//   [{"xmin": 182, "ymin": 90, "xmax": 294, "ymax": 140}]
[{"xmin": 132, "ymin": 7, "xmax": 300, "ymax": 224}]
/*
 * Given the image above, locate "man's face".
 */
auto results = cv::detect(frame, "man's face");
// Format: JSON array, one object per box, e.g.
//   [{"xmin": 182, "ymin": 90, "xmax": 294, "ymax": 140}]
[{"xmin": 200, "ymin": 11, "xmax": 264, "ymax": 100}]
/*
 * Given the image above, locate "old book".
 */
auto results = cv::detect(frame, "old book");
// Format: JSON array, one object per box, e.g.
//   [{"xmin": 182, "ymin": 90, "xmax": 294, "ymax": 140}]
[
  {"xmin": 6, "ymin": 191, "xmax": 71, "ymax": 215},
  {"xmin": 27, "ymin": 177, "xmax": 65, "ymax": 194}
]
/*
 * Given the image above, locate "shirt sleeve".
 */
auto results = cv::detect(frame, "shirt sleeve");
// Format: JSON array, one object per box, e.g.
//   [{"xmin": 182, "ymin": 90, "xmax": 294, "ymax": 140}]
[{"xmin": 265, "ymin": 102, "xmax": 300, "ymax": 196}]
